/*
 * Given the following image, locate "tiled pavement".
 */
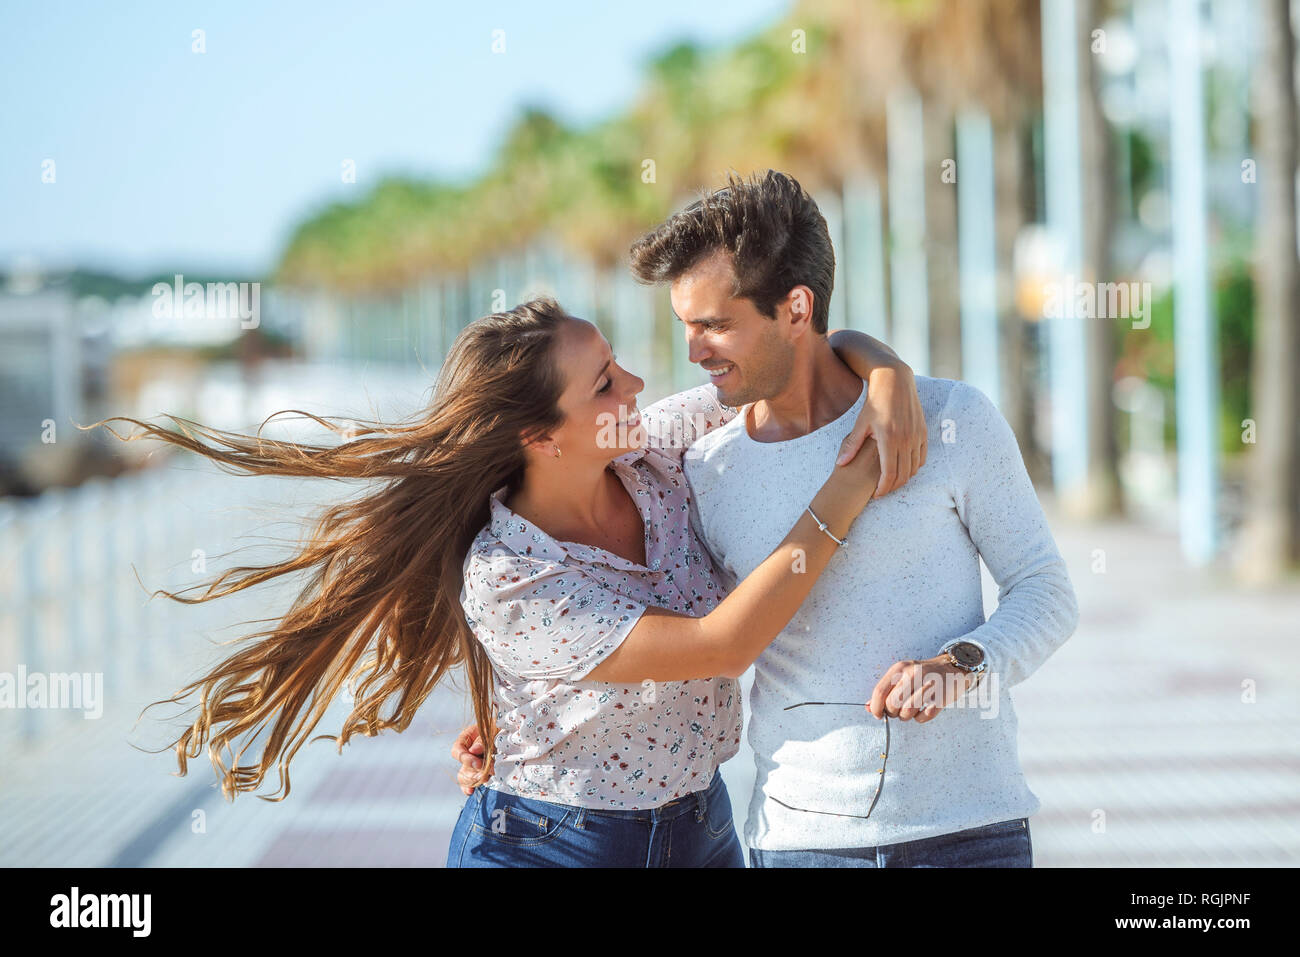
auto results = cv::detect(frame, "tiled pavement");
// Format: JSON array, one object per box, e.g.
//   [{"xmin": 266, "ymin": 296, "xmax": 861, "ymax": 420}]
[
  {"xmin": 3, "ymin": 507, "xmax": 1298, "ymax": 867},
  {"xmin": 1011, "ymin": 515, "xmax": 1300, "ymax": 866}
]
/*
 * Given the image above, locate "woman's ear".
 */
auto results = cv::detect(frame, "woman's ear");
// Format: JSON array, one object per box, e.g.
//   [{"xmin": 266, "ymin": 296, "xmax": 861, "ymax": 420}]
[{"xmin": 518, "ymin": 426, "xmax": 555, "ymax": 458}]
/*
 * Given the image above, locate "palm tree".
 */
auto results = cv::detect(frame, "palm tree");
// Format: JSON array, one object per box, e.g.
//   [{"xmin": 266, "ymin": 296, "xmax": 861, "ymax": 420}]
[
  {"xmin": 1236, "ymin": 0, "xmax": 1300, "ymax": 581},
  {"xmin": 1076, "ymin": 0, "xmax": 1123, "ymax": 516},
  {"xmin": 901, "ymin": 0, "xmax": 1119, "ymax": 504},
  {"xmin": 879, "ymin": 0, "xmax": 1045, "ymax": 457}
]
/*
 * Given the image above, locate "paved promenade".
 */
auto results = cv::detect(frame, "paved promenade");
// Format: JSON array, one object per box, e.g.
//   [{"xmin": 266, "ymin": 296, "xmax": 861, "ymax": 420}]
[{"xmin": 3, "ymin": 506, "xmax": 1297, "ymax": 867}]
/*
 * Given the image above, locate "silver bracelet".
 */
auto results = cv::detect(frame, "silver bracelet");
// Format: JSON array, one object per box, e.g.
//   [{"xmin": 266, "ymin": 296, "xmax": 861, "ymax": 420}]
[{"xmin": 806, "ymin": 505, "xmax": 848, "ymax": 547}]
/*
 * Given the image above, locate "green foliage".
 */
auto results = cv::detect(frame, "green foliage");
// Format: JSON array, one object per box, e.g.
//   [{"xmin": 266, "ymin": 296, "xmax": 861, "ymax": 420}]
[
  {"xmin": 1214, "ymin": 260, "xmax": 1255, "ymax": 452},
  {"xmin": 1125, "ymin": 129, "xmax": 1157, "ymax": 216},
  {"xmin": 1117, "ymin": 258, "xmax": 1254, "ymax": 454},
  {"xmin": 273, "ymin": 3, "xmax": 845, "ymax": 290}
]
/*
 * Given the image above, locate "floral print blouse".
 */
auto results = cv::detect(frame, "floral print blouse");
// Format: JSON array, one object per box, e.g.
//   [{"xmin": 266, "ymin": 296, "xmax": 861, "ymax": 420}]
[{"xmin": 459, "ymin": 384, "xmax": 743, "ymax": 809}]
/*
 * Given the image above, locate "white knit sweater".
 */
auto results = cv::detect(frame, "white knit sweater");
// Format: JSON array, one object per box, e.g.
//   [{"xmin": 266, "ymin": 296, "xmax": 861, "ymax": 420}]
[{"xmin": 684, "ymin": 376, "xmax": 1080, "ymax": 850}]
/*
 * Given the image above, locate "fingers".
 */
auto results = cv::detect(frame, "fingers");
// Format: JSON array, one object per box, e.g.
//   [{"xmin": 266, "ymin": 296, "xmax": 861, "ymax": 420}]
[
  {"xmin": 872, "ymin": 437, "xmax": 897, "ymax": 498},
  {"xmin": 883, "ymin": 662, "xmax": 952, "ymax": 722},
  {"xmin": 456, "ymin": 746, "xmax": 491, "ymax": 795},
  {"xmin": 884, "ymin": 670, "xmax": 914, "ymax": 717},
  {"xmin": 906, "ymin": 389, "xmax": 927, "ymax": 479},
  {"xmin": 836, "ymin": 424, "xmax": 871, "ymax": 467},
  {"xmin": 450, "ymin": 728, "xmax": 469, "ymax": 762},
  {"xmin": 868, "ymin": 662, "xmax": 903, "ymax": 719},
  {"xmin": 457, "ymin": 762, "xmax": 485, "ymax": 796},
  {"xmin": 874, "ymin": 661, "xmax": 937, "ymax": 720},
  {"xmin": 914, "ymin": 703, "xmax": 943, "ymax": 724},
  {"xmin": 883, "ymin": 443, "xmax": 908, "ymax": 498},
  {"xmin": 451, "ymin": 723, "xmax": 477, "ymax": 761},
  {"xmin": 895, "ymin": 675, "xmax": 938, "ymax": 721},
  {"xmin": 452, "ymin": 722, "xmax": 486, "ymax": 796},
  {"xmin": 877, "ymin": 422, "xmax": 935, "ymax": 497},
  {"xmin": 459, "ymin": 750, "xmax": 482, "ymax": 770}
]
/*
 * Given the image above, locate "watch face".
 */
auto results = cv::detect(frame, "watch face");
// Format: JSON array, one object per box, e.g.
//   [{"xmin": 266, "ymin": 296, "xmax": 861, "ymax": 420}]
[{"xmin": 951, "ymin": 643, "xmax": 983, "ymax": 668}]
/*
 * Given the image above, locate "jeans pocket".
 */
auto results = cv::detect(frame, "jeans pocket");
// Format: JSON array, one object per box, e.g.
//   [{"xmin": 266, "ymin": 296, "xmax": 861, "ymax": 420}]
[
  {"xmin": 946, "ymin": 818, "xmax": 1030, "ymax": 867},
  {"xmin": 474, "ymin": 791, "xmax": 574, "ymax": 847}
]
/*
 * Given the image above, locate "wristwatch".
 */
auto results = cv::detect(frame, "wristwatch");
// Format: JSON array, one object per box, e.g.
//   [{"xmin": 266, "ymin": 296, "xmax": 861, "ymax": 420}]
[{"xmin": 939, "ymin": 639, "xmax": 988, "ymax": 687}]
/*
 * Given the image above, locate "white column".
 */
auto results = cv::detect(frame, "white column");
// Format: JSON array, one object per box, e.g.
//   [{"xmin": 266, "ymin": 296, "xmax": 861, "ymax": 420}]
[
  {"xmin": 1041, "ymin": 0, "xmax": 1090, "ymax": 494},
  {"xmin": 1168, "ymin": 0, "xmax": 1220, "ymax": 564},
  {"xmin": 957, "ymin": 109, "xmax": 1001, "ymax": 407},
  {"xmin": 887, "ymin": 86, "xmax": 930, "ymax": 376},
  {"xmin": 843, "ymin": 171, "xmax": 889, "ymax": 341}
]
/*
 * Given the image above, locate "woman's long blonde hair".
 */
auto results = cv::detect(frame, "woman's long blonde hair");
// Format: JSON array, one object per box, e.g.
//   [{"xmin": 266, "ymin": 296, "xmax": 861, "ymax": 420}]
[{"xmin": 98, "ymin": 297, "xmax": 573, "ymax": 800}]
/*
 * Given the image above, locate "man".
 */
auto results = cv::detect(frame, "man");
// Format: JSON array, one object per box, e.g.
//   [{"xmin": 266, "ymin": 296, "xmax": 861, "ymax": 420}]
[{"xmin": 453, "ymin": 169, "xmax": 1080, "ymax": 867}]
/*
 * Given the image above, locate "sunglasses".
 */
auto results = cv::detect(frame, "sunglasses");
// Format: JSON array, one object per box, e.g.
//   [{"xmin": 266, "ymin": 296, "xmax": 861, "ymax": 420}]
[{"xmin": 766, "ymin": 701, "xmax": 890, "ymax": 820}]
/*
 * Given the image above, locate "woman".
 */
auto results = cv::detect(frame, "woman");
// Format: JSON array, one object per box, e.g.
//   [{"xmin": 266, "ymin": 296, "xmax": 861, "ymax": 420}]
[
  {"xmin": 95, "ymin": 296, "xmax": 918, "ymax": 866},
  {"xmin": 441, "ymin": 298, "xmax": 918, "ymax": 867}
]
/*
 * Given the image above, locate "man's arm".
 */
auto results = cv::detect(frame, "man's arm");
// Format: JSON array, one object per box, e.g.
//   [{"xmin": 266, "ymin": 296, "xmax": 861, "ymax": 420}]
[
  {"xmin": 937, "ymin": 381, "xmax": 1079, "ymax": 688},
  {"xmin": 869, "ymin": 381, "xmax": 1080, "ymax": 722}
]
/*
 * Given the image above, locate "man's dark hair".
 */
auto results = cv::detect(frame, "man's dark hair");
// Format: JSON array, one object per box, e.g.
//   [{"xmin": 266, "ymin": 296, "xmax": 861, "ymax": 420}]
[{"xmin": 628, "ymin": 169, "xmax": 835, "ymax": 334}]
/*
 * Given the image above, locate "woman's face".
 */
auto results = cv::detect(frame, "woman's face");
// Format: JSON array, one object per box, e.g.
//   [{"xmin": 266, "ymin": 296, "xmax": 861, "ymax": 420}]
[{"xmin": 541, "ymin": 317, "xmax": 646, "ymax": 464}]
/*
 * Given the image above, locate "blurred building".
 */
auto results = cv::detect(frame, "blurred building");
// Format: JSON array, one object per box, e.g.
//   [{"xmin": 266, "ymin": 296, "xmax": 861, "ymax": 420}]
[{"xmin": 0, "ymin": 289, "xmax": 92, "ymax": 494}]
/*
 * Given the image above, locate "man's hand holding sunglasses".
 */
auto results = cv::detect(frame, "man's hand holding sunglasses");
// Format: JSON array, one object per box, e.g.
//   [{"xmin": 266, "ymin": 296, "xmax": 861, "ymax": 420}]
[{"xmin": 867, "ymin": 642, "xmax": 988, "ymax": 724}]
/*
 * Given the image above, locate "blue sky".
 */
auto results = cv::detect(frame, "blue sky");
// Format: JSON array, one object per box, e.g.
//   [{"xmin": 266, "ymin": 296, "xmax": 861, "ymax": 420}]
[{"xmin": 1, "ymin": 0, "xmax": 790, "ymax": 277}]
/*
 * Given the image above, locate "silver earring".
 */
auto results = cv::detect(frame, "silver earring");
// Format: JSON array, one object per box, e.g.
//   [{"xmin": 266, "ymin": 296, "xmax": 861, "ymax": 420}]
[{"xmin": 553, "ymin": 444, "xmax": 562, "ymax": 459}]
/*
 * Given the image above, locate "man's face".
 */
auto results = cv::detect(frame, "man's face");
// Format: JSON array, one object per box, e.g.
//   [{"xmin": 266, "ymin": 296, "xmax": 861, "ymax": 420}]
[{"xmin": 669, "ymin": 249, "xmax": 796, "ymax": 407}]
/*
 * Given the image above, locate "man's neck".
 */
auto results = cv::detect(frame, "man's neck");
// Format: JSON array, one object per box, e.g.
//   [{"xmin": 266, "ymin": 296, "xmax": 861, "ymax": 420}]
[{"xmin": 746, "ymin": 339, "xmax": 863, "ymax": 443}]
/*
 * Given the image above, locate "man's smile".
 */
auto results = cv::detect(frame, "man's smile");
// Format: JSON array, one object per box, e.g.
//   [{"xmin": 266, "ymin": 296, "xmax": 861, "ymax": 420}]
[{"xmin": 705, "ymin": 363, "xmax": 736, "ymax": 381}]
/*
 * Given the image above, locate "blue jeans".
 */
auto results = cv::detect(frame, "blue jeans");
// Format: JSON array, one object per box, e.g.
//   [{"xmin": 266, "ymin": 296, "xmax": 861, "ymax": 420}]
[
  {"xmin": 446, "ymin": 769, "xmax": 745, "ymax": 867},
  {"xmin": 748, "ymin": 817, "xmax": 1033, "ymax": 868}
]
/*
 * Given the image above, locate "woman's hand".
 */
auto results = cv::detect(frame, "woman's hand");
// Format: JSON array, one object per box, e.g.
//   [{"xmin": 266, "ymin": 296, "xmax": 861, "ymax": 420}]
[
  {"xmin": 828, "ymin": 330, "xmax": 928, "ymax": 497},
  {"xmin": 451, "ymin": 722, "xmax": 492, "ymax": 795},
  {"xmin": 812, "ymin": 435, "xmax": 883, "ymax": 538}
]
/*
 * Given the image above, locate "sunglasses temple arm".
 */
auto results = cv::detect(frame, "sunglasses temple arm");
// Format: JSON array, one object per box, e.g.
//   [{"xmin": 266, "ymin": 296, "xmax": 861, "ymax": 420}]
[{"xmin": 783, "ymin": 701, "xmax": 873, "ymax": 710}]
